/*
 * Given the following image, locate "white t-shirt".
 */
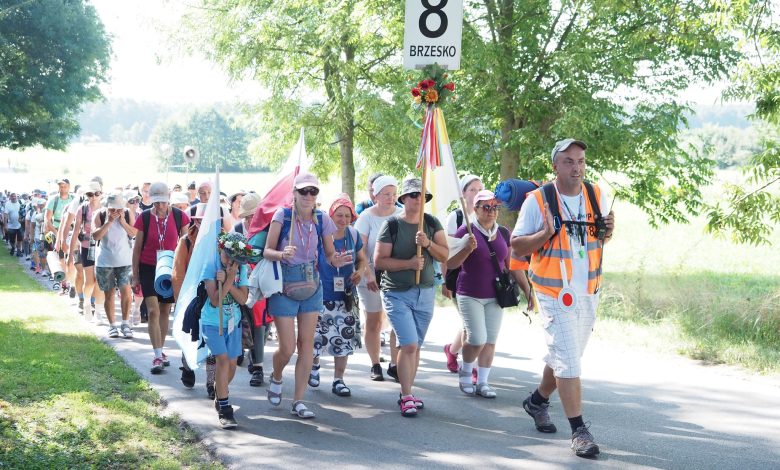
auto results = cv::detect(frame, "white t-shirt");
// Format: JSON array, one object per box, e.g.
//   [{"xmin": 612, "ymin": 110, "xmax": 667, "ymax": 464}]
[
  {"xmin": 354, "ymin": 206, "xmax": 403, "ymax": 286},
  {"xmin": 3, "ymin": 201, "xmax": 21, "ymax": 230},
  {"xmin": 513, "ymin": 186, "xmax": 608, "ymax": 294},
  {"xmin": 95, "ymin": 210, "xmax": 133, "ymax": 268},
  {"xmin": 445, "ymin": 209, "xmax": 477, "ymax": 236}
]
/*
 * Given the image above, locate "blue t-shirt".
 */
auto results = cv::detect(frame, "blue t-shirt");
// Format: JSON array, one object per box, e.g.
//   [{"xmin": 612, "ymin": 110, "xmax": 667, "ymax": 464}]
[
  {"xmin": 201, "ymin": 264, "xmax": 249, "ymax": 327},
  {"xmin": 318, "ymin": 227, "xmax": 363, "ymax": 302}
]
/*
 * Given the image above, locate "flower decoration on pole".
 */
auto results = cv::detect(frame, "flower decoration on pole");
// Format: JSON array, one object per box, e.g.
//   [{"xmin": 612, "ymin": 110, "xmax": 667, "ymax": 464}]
[
  {"xmin": 408, "ymin": 63, "xmax": 459, "ymax": 284},
  {"xmin": 218, "ymin": 232, "xmax": 262, "ymax": 265},
  {"xmin": 410, "ymin": 64, "xmax": 455, "ymax": 108}
]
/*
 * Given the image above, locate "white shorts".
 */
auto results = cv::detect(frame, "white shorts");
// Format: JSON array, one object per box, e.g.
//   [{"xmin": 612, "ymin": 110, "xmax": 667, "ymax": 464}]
[
  {"xmin": 537, "ymin": 292, "xmax": 598, "ymax": 379},
  {"xmin": 357, "ymin": 285, "xmax": 384, "ymax": 313}
]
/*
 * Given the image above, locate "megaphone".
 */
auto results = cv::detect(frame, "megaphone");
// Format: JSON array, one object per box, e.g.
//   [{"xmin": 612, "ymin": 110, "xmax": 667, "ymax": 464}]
[{"xmin": 183, "ymin": 146, "xmax": 199, "ymax": 164}]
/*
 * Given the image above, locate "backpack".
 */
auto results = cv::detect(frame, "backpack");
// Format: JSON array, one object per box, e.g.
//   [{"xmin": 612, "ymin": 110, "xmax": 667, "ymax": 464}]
[
  {"xmin": 541, "ymin": 181, "xmax": 602, "ymax": 238},
  {"xmin": 277, "ymin": 207, "xmax": 324, "ymax": 250},
  {"xmin": 141, "ymin": 207, "xmax": 183, "ymax": 250},
  {"xmin": 181, "ymin": 281, "xmax": 208, "ymax": 342},
  {"xmin": 18, "ymin": 203, "xmax": 27, "ymax": 222},
  {"xmin": 387, "ymin": 213, "xmax": 437, "ymax": 244},
  {"xmin": 444, "ymin": 210, "xmax": 465, "ymax": 291},
  {"xmin": 98, "ymin": 208, "xmax": 131, "ymax": 226}
]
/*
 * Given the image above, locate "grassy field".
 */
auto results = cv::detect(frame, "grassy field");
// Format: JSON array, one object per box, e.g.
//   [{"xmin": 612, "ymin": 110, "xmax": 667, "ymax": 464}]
[
  {"xmin": 0, "ymin": 250, "xmax": 221, "ymax": 469},
  {"xmin": 596, "ymin": 196, "xmax": 780, "ymax": 374}
]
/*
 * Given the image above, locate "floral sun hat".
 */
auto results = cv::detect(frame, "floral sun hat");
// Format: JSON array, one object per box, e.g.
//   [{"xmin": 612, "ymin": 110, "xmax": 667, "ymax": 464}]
[{"xmin": 218, "ymin": 232, "xmax": 261, "ymax": 265}]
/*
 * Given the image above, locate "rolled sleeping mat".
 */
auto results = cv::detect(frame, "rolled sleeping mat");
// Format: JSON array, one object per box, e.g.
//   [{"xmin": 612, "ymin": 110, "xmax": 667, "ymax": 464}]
[
  {"xmin": 154, "ymin": 250, "xmax": 175, "ymax": 298},
  {"xmin": 494, "ymin": 179, "xmax": 541, "ymax": 212},
  {"xmin": 46, "ymin": 251, "xmax": 65, "ymax": 281}
]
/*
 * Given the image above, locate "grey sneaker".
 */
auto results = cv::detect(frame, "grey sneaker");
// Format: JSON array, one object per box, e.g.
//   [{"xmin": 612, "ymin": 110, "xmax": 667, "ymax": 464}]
[
  {"xmin": 522, "ymin": 394, "xmax": 557, "ymax": 433},
  {"xmin": 571, "ymin": 424, "xmax": 600, "ymax": 457},
  {"xmin": 107, "ymin": 326, "xmax": 119, "ymax": 338},
  {"xmin": 120, "ymin": 324, "xmax": 134, "ymax": 338}
]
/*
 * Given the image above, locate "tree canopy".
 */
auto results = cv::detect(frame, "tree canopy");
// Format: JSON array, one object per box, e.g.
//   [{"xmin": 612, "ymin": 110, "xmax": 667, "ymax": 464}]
[
  {"xmin": 150, "ymin": 109, "xmax": 266, "ymax": 173},
  {"xmin": 705, "ymin": 0, "xmax": 780, "ymax": 244},
  {"xmin": 0, "ymin": 0, "xmax": 111, "ymax": 150},
  {"xmin": 185, "ymin": 1, "xmax": 750, "ymax": 227}
]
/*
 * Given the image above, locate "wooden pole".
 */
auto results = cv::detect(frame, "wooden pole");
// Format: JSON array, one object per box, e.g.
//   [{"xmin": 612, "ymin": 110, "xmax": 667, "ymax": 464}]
[
  {"xmin": 218, "ymin": 280, "xmax": 224, "ymax": 336},
  {"xmin": 416, "ymin": 156, "xmax": 428, "ymax": 285}
]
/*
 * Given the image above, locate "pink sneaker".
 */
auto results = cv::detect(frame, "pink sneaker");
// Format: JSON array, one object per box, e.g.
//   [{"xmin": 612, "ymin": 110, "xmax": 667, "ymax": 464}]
[
  {"xmin": 444, "ymin": 344, "xmax": 459, "ymax": 373},
  {"xmin": 161, "ymin": 353, "xmax": 170, "ymax": 367},
  {"xmin": 151, "ymin": 357, "xmax": 164, "ymax": 374}
]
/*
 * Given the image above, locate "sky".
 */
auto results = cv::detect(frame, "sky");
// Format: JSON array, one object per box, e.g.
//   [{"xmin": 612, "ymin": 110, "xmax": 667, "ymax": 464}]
[
  {"xmin": 91, "ymin": 0, "xmax": 730, "ymax": 107},
  {"xmin": 91, "ymin": 0, "xmax": 263, "ymax": 104}
]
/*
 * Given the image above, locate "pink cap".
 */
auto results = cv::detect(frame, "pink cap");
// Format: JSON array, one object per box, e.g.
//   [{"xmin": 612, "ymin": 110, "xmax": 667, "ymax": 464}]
[
  {"xmin": 293, "ymin": 172, "xmax": 319, "ymax": 190},
  {"xmin": 473, "ymin": 190, "xmax": 496, "ymax": 205}
]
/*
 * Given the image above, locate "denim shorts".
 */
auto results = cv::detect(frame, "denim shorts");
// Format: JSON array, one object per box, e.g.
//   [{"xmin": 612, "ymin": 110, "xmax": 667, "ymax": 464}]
[
  {"xmin": 268, "ymin": 262, "xmax": 323, "ymax": 317},
  {"xmin": 202, "ymin": 324, "xmax": 243, "ymax": 359},
  {"xmin": 382, "ymin": 286, "xmax": 435, "ymax": 347}
]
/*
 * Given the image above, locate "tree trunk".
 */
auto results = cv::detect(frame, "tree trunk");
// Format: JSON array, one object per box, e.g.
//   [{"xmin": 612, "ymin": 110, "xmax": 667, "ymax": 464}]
[{"xmin": 339, "ymin": 122, "xmax": 355, "ymax": 201}]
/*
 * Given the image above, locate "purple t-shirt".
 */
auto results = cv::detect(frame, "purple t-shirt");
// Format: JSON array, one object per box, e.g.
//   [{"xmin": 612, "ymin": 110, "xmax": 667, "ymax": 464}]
[
  {"xmin": 454, "ymin": 224, "xmax": 510, "ymax": 299},
  {"xmin": 271, "ymin": 208, "xmax": 336, "ymax": 265}
]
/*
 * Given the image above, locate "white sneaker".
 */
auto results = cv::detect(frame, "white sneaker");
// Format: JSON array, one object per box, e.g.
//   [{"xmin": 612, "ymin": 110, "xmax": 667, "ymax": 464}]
[
  {"xmin": 107, "ymin": 326, "xmax": 119, "ymax": 338},
  {"xmin": 120, "ymin": 324, "xmax": 134, "ymax": 338}
]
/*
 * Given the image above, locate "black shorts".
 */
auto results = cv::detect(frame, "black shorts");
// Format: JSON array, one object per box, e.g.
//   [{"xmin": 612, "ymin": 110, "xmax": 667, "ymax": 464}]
[
  {"xmin": 6, "ymin": 228, "xmax": 20, "ymax": 244},
  {"xmin": 80, "ymin": 246, "xmax": 95, "ymax": 268},
  {"xmin": 139, "ymin": 262, "xmax": 174, "ymax": 304}
]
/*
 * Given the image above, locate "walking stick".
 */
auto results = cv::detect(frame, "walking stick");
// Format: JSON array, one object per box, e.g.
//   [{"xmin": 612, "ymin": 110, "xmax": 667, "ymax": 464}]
[{"xmin": 218, "ymin": 280, "xmax": 223, "ymax": 336}]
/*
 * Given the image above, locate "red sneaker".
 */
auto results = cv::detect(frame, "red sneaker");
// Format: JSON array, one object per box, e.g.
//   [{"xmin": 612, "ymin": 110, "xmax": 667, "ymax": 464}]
[{"xmin": 444, "ymin": 344, "xmax": 459, "ymax": 373}]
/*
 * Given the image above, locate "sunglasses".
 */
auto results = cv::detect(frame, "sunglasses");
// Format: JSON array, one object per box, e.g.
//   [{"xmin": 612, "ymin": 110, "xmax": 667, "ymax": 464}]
[
  {"xmin": 297, "ymin": 187, "xmax": 319, "ymax": 196},
  {"xmin": 85, "ymin": 191, "xmax": 102, "ymax": 198},
  {"xmin": 127, "ymin": 199, "xmax": 139, "ymax": 204},
  {"xmin": 405, "ymin": 192, "xmax": 422, "ymax": 199},
  {"xmin": 478, "ymin": 204, "xmax": 500, "ymax": 212}
]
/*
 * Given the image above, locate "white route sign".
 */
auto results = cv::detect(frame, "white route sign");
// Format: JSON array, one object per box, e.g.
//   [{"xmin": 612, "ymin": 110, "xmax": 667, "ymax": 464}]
[{"xmin": 403, "ymin": 0, "xmax": 463, "ymax": 70}]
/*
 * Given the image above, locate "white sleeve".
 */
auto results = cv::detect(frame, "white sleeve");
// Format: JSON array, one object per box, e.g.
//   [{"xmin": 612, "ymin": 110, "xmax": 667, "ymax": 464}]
[
  {"xmin": 445, "ymin": 211, "xmax": 458, "ymax": 235},
  {"xmin": 354, "ymin": 212, "xmax": 370, "ymax": 236},
  {"xmin": 66, "ymin": 198, "xmax": 79, "ymax": 215},
  {"xmin": 512, "ymin": 197, "xmax": 543, "ymax": 237}
]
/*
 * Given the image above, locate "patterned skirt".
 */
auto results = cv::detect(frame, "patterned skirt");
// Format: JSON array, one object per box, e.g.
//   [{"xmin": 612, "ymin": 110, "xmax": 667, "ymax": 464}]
[{"xmin": 314, "ymin": 300, "xmax": 362, "ymax": 357}]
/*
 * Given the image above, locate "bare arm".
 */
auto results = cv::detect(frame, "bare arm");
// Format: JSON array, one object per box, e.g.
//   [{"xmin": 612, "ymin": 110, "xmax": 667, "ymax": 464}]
[
  {"xmin": 511, "ymin": 202, "xmax": 555, "ymax": 258},
  {"xmin": 263, "ymin": 221, "xmax": 291, "ymax": 262}
]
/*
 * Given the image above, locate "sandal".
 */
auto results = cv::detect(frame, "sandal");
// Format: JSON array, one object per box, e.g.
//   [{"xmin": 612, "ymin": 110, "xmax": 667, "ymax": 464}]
[
  {"xmin": 475, "ymin": 383, "xmax": 497, "ymax": 399},
  {"xmin": 397, "ymin": 393, "xmax": 424, "ymax": 410},
  {"xmin": 308, "ymin": 363, "xmax": 320, "ymax": 388},
  {"xmin": 266, "ymin": 376, "xmax": 283, "ymax": 406},
  {"xmin": 458, "ymin": 367, "xmax": 476, "ymax": 395},
  {"xmin": 399, "ymin": 395, "xmax": 418, "ymax": 417},
  {"xmin": 331, "ymin": 379, "xmax": 351, "ymax": 397},
  {"xmin": 290, "ymin": 400, "xmax": 316, "ymax": 419}
]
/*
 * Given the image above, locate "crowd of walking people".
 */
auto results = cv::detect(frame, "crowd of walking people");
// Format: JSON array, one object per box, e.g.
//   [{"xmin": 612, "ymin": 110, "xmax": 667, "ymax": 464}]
[{"xmin": 1, "ymin": 138, "xmax": 615, "ymax": 458}]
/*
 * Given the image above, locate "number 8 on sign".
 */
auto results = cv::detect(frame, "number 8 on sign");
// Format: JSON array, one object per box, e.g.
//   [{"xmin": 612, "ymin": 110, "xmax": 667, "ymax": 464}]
[{"xmin": 420, "ymin": 0, "xmax": 448, "ymax": 38}]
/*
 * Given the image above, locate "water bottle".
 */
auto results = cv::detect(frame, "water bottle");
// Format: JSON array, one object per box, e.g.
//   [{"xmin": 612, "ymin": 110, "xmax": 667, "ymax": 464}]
[{"xmin": 87, "ymin": 238, "xmax": 96, "ymax": 262}]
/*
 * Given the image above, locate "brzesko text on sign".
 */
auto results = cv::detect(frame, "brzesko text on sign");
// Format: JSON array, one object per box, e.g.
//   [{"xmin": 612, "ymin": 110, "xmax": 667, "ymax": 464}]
[{"xmin": 403, "ymin": 0, "xmax": 463, "ymax": 70}]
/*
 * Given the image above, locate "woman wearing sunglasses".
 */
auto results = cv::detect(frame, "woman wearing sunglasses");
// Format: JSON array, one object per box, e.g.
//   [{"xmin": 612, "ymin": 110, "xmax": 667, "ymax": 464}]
[
  {"xmin": 374, "ymin": 177, "xmax": 448, "ymax": 417},
  {"xmin": 263, "ymin": 172, "xmax": 352, "ymax": 419},
  {"xmin": 69, "ymin": 180, "xmax": 103, "ymax": 317},
  {"xmin": 446, "ymin": 190, "xmax": 511, "ymax": 399}
]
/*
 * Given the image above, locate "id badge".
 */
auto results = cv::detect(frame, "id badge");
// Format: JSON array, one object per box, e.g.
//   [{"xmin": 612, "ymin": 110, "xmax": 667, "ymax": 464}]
[
  {"xmin": 333, "ymin": 276, "xmax": 345, "ymax": 292},
  {"xmin": 304, "ymin": 263, "xmax": 314, "ymax": 282},
  {"xmin": 228, "ymin": 316, "xmax": 235, "ymax": 335}
]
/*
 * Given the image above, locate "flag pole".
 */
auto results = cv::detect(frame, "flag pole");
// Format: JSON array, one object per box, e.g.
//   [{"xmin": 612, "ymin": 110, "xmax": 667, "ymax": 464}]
[
  {"xmin": 288, "ymin": 128, "xmax": 305, "ymax": 249},
  {"xmin": 416, "ymin": 107, "xmax": 434, "ymax": 284}
]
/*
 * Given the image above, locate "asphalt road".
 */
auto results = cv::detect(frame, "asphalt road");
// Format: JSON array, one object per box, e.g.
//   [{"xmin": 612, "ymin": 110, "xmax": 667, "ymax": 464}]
[{"xmin": 20, "ymin": 258, "xmax": 780, "ymax": 470}]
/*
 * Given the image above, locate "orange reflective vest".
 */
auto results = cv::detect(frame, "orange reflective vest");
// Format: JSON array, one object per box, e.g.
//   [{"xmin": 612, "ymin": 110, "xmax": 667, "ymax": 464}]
[{"xmin": 527, "ymin": 182, "xmax": 603, "ymax": 297}]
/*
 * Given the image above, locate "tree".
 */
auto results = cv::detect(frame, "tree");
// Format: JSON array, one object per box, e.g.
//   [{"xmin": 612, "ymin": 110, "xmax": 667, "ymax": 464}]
[
  {"xmin": 183, "ymin": 0, "xmax": 414, "ymax": 201},
  {"xmin": 705, "ymin": 0, "xmax": 780, "ymax": 244},
  {"xmin": 149, "ymin": 108, "xmax": 265, "ymax": 172},
  {"xmin": 443, "ymin": 0, "xmax": 743, "ymax": 226},
  {"xmin": 0, "ymin": 0, "xmax": 111, "ymax": 150}
]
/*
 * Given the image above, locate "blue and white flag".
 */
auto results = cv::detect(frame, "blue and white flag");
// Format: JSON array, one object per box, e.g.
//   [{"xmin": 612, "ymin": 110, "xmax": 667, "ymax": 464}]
[{"xmin": 172, "ymin": 169, "xmax": 221, "ymax": 370}]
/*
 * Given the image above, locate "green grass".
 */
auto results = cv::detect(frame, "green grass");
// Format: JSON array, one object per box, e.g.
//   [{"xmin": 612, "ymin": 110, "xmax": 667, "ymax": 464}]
[
  {"xmin": 0, "ymin": 251, "xmax": 222, "ymax": 469},
  {"xmin": 594, "ymin": 192, "xmax": 780, "ymax": 374}
]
